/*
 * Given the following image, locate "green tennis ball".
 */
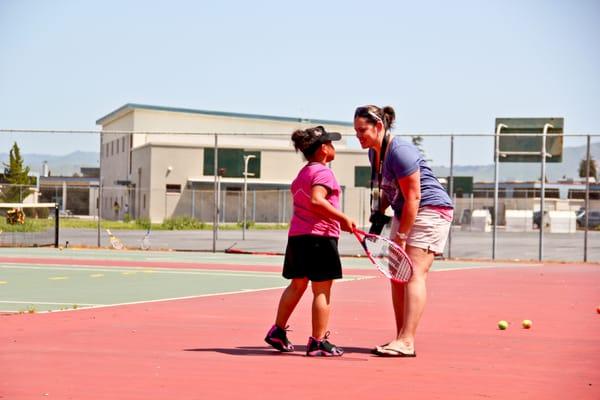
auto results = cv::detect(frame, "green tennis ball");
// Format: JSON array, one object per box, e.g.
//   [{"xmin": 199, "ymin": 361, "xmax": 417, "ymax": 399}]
[
  {"xmin": 522, "ymin": 319, "xmax": 532, "ymax": 329},
  {"xmin": 498, "ymin": 320, "xmax": 509, "ymax": 330}
]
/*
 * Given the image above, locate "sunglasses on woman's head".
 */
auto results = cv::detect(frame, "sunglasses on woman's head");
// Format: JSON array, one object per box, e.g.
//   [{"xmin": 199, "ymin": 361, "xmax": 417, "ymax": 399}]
[{"xmin": 354, "ymin": 106, "xmax": 382, "ymax": 123}]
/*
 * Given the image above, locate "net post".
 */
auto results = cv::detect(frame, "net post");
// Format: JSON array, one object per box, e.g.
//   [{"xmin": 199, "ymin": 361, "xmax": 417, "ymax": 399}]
[{"xmin": 54, "ymin": 203, "xmax": 60, "ymax": 248}]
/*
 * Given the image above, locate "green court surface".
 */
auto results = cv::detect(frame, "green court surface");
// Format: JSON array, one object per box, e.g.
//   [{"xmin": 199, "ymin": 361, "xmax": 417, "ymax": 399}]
[
  {"xmin": 0, "ymin": 264, "xmax": 290, "ymax": 313},
  {"xmin": 0, "ymin": 248, "xmax": 523, "ymax": 314},
  {"xmin": 0, "ymin": 248, "xmax": 372, "ymax": 313}
]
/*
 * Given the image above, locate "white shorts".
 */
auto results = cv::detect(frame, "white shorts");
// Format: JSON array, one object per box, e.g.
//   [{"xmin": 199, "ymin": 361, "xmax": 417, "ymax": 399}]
[{"xmin": 390, "ymin": 207, "xmax": 452, "ymax": 255}]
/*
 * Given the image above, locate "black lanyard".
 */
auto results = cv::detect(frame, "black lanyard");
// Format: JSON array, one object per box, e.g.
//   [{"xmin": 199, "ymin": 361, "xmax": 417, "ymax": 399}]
[{"xmin": 370, "ymin": 133, "xmax": 391, "ymax": 212}]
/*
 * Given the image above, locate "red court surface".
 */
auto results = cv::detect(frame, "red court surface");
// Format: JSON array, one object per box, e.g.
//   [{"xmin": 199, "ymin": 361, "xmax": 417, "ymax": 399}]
[{"xmin": 1, "ymin": 261, "xmax": 599, "ymax": 399}]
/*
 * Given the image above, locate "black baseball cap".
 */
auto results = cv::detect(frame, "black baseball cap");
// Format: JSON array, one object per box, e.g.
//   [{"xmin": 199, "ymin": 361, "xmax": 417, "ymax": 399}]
[{"xmin": 309, "ymin": 125, "xmax": 342, "ymax": 144}]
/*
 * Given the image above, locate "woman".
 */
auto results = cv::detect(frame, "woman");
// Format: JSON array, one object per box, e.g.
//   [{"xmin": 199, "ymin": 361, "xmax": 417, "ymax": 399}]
[
  {"xmin": 354, "ymin": 105, "xmax": 453, "ymax": 357},
  {"xmin": 264, "ymin": 126, "xmax": 356, "ymax": 356}
]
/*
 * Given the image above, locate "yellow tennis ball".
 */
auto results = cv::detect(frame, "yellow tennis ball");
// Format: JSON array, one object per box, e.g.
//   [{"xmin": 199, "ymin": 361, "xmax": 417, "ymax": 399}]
[
  {"xmin": 522, "ymin": 320, "xmax": 532, "ymax": 329},
  {"xmin": 498, "ymin": 320, "xmax": 509, "ymax": 330}
]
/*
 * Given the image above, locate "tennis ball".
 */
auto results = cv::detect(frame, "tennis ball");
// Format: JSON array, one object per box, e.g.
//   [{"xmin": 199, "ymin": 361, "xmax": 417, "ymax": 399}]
[
  {"xmin": 522, "ymin": 319, "xmax": 532, "ymax": 329},
  {"xmin": 498, "ymin": 320, "xmax": 509, "ymax": 330}
]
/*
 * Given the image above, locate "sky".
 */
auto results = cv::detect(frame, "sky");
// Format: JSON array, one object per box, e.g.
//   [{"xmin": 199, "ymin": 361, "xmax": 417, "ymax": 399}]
[{"xmin": 0, "ymin": 0, "xmax": 599, "ymax": 165}]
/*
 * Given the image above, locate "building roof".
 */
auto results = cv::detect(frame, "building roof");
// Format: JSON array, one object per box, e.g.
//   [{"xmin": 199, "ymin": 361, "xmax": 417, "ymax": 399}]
[{"xmin": 96, "ymin": 103, "xmax": 354, "ymax": 127}]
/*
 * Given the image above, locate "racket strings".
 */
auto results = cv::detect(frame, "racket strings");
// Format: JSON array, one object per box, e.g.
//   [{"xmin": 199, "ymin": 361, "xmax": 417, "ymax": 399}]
[{"xmin": 365, "ymin": 236, "xmax": 412, "ymax": 282}]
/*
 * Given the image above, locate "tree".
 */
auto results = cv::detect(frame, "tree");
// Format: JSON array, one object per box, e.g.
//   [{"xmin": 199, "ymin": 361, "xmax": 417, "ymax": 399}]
[
  {"xmin": 1, "ymin": 142, "xmax": 32, "ymax": 203},
  {"xmin": 578, "ymin": 157, "xmax": 598, "ymax": 181},
  {"xmin": 411, "ymin": 135, "xmax": 431, "ymax": 162}
]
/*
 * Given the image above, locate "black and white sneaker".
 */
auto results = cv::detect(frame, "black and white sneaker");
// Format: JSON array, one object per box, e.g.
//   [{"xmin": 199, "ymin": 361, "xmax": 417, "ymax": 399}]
[
  {"xmin": 264, "ymin": 324, "xmax": 294, "ymax": 352},
  {"xmin": 306, "ymin": 332, "xmax": 344, "ymax": 357}
]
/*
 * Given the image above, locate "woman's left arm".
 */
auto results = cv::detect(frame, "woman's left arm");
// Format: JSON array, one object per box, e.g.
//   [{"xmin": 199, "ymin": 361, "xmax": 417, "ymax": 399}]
[{"xmin": 395, "ymin": 169, "xmax": 421, "ymax": 245}]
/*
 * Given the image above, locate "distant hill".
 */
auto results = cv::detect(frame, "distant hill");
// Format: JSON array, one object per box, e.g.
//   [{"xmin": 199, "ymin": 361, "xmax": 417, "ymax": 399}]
[
  {"xmin": 1, "ymin": 142, "xmax": 598, "ymax": 181},
  {"xmin": 431, "ymin": 142, "xmax": 600, "ymax": 182},
  {"xmin": 0, "ymin": 151, "xmax": 99, "ymax": 177}
]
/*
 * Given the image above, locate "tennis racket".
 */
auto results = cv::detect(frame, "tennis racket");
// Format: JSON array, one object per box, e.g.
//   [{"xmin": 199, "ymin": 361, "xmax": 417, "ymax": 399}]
[
  {"xmin": 140, "ymin": 228, "xmax": 151, "ymax": 250},
  {"xmin": 353, "ymin": 228, "xmax": 413, "ymax": 283},
  {"xmin": 106, "ymin": 229, "xmax": 124, "ymax": 250}
]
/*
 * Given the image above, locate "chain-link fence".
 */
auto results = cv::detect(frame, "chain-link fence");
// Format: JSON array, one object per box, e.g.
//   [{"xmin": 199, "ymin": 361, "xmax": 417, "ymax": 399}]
[{"xmin": 0, "ymin": 129, "xmax": 598, "ymax": 262}]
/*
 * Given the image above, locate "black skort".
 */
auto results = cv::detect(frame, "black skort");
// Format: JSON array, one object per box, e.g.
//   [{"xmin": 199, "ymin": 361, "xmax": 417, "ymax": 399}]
[{"xmin": 283, "ymin": 235, "xmax": 342, "ymax": 282}]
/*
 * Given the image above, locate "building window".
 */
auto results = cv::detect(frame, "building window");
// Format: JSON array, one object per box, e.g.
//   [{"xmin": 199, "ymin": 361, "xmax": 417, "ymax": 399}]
[
  {"xmin": 354, "ymin": 166, "xmax": 371, "ymax": 188},
  {"xmin": 203, "ymin": 148, "xmax": 261, "ymax": 178},
  {"xmin": 111, "ymin": 141, "xmax": 114, "ymax": 156},
  {"xmin": 166, "ymin": 184, "xmax": 182, "ymax": 194},
  {"xmin": 121, "ymin": 137, "xmax": 125, "ymax": 153},
  {"xmin": 143, "ymin": 194, "xmax": 146, "ymax": 209},
  {"xmin": 105, "ymin": 143, "xmax": 109, "ymax": 157}
]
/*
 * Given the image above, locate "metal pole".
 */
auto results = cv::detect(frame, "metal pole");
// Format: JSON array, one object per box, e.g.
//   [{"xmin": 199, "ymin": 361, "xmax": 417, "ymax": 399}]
[
  {"xmin": 97, "ymin": 133, "xmax": 103, "ymax": 247},
  {"xmin": 212, "ymin": 134, "xmax": 218, "ymax": 253},
  {"xmin": 493, "ymin": 124, "xmax": 507, "ymax": 260},
  {"xmin": 448, "ymin": 135, "xmax": 454, "ymax": 258},
  {"xmin": 243, "ymin": 166, "xmax": 247, "ymax": 240},
  {"xmin": 539, "ymin": 123, "xmax": 553, "ymax": 261},
  {"xmin": 54, "ymin": 204, "xmax": 59, "ymax": 248},
  {"xmin": 242, "ymin": 154, "xmax": 256, "ymax": 240},
  {"xmin": 584, "ymin": 135, "xmax": 591, "ymax": 262},
  {"xmin": 191, "ymin": 188, "xmax": 195, "ymax": 219}
]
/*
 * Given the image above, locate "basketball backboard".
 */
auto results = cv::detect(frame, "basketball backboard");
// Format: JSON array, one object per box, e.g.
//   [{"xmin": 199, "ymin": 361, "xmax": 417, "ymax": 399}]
[{"xmin": 495, "ymin": 117, "xmax": 564, "ymax": 163}]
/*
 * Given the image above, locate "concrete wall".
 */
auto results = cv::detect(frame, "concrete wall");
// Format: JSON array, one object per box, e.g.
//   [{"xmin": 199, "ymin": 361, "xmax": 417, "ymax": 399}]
[{"xmin": 98, "ymin": 106, "xmax": 369, "ymax": 222}]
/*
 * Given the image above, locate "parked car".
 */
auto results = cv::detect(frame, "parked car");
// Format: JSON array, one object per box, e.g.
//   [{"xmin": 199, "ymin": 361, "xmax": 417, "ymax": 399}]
[
  {"xmin": 533, "ymin": 210, "xmax": 547, "ymax": 229},
  {"xmin": 576, "ymin": 209, "xmax": 600, "ymax": 229}
]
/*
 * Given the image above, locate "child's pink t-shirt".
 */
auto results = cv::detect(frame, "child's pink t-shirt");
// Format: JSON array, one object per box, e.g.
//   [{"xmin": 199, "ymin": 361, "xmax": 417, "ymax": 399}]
[{"xmin": 288, "ymin": 162, "xmax": 341, "ymax": 238}]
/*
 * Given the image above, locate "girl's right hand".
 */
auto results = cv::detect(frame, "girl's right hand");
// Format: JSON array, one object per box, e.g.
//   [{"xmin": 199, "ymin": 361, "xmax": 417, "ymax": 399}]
[{"xmin": 340, "ymin": 216, "xmax": 356, "ymax": 233}]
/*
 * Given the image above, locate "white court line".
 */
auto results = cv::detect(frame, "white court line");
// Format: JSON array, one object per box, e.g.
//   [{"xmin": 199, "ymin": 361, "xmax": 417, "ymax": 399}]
[
  {"xmin": 0, "ymin": 300, "xmax": 102, "ymax": 306},
  {"xmin": 0, "ymin": 264, "xmax": 283, "ymax": 278},
  {"xmin": 433, "ymin": 263, "xmax": 540, "ymax": 272},
  {"xmin": 12, "ymin": 286, "xmax": 290, "ymax": 314},
  {"xmin": 1, "ymin": 276, "xmax": 367, "ymax": 314}
]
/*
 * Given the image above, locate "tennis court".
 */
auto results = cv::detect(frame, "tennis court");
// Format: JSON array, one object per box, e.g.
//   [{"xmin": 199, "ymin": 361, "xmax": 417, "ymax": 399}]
[{"xmin": 1, "ymin": 248, "xmax": 599, "ymax": 399}]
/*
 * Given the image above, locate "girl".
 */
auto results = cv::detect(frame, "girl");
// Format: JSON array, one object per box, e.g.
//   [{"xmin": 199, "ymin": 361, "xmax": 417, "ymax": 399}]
[
  {"xmin": 265, "ymin": 126, "xmax": 356, "ymax": 356},
  {"xmin": 354, "ymin": 105, "xmax": 453, "ymax": 357}
]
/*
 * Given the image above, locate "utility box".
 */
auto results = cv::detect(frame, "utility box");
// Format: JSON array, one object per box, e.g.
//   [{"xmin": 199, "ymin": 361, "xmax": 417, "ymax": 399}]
[
  {"xmin": 547, "ymin": 211, "xmax": 576, "ymax": 233},
  {"xmin": 505, "ymin": 210, "xmax": 533, "ymax": 232},
  {"xmin": 470, "ymin": 209, "xmax": 492, "ymax": 232}
]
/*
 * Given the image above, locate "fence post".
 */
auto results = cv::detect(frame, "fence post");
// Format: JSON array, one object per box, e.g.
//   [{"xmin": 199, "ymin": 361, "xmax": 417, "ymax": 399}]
[
  {"xmin": 538, "ymin": 123, "xmax": 553, "ymax": 261},
  {"xmin": 448, "ymin": 135, "xmax": 454, "ymax": 258},
  {"xmin": 191, "ymin": 188, "xmax": 196, "ymax": 219},
  {"xmin": 212, "ymin": 134, "xmax": 218, "ymax": 252},
  {"xmin": 54, "ymin": 204, "xmax": 59, "ymax": 248},
  {"xmin": 584, "ymin": 135, "xmax": 591, "ymax": 262},
  {"xmin": 97, "ymin": 131, "xmax": 103, "ymax": 248},
  {"xmin": 493, "ymin": 125, "xmax": 504, "ymax": 259}
]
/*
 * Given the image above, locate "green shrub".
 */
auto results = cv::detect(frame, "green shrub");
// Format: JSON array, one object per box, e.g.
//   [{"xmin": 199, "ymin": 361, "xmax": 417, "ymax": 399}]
[
  {"xmin": 135, "ymin": 218, "xmax": 152, "ymax": 230},
  {"xmin": 161, "ymin": 216, "xmax": 205, "ymax": 230},
  {"xmin": 237, "ymin": 220, "xmax": 255, "ymax": 229},
  {"xmin": 123, "ymin": 213, "xmax": 132, "ymax": 223}
]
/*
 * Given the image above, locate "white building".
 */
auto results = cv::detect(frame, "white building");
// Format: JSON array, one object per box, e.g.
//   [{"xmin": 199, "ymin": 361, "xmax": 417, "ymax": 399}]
[{"xmin": 96, "ymin": 104, "xmax": 372, "ymax": 223}]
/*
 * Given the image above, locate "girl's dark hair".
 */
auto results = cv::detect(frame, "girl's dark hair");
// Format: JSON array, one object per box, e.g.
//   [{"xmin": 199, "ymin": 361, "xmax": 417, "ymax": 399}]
[
  {"xmin": 291, "ymin": 127, "xmax": 321, "ymax": 158},
  {"xmin": 354, "ymin": 105, "xmax": 396, "ymax": 131}
]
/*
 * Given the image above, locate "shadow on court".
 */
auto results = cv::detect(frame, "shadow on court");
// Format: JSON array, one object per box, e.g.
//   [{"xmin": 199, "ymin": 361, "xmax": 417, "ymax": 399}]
[{"xmin": 184, "ymin": 345, "xmax": 373, "ymax": 357}]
